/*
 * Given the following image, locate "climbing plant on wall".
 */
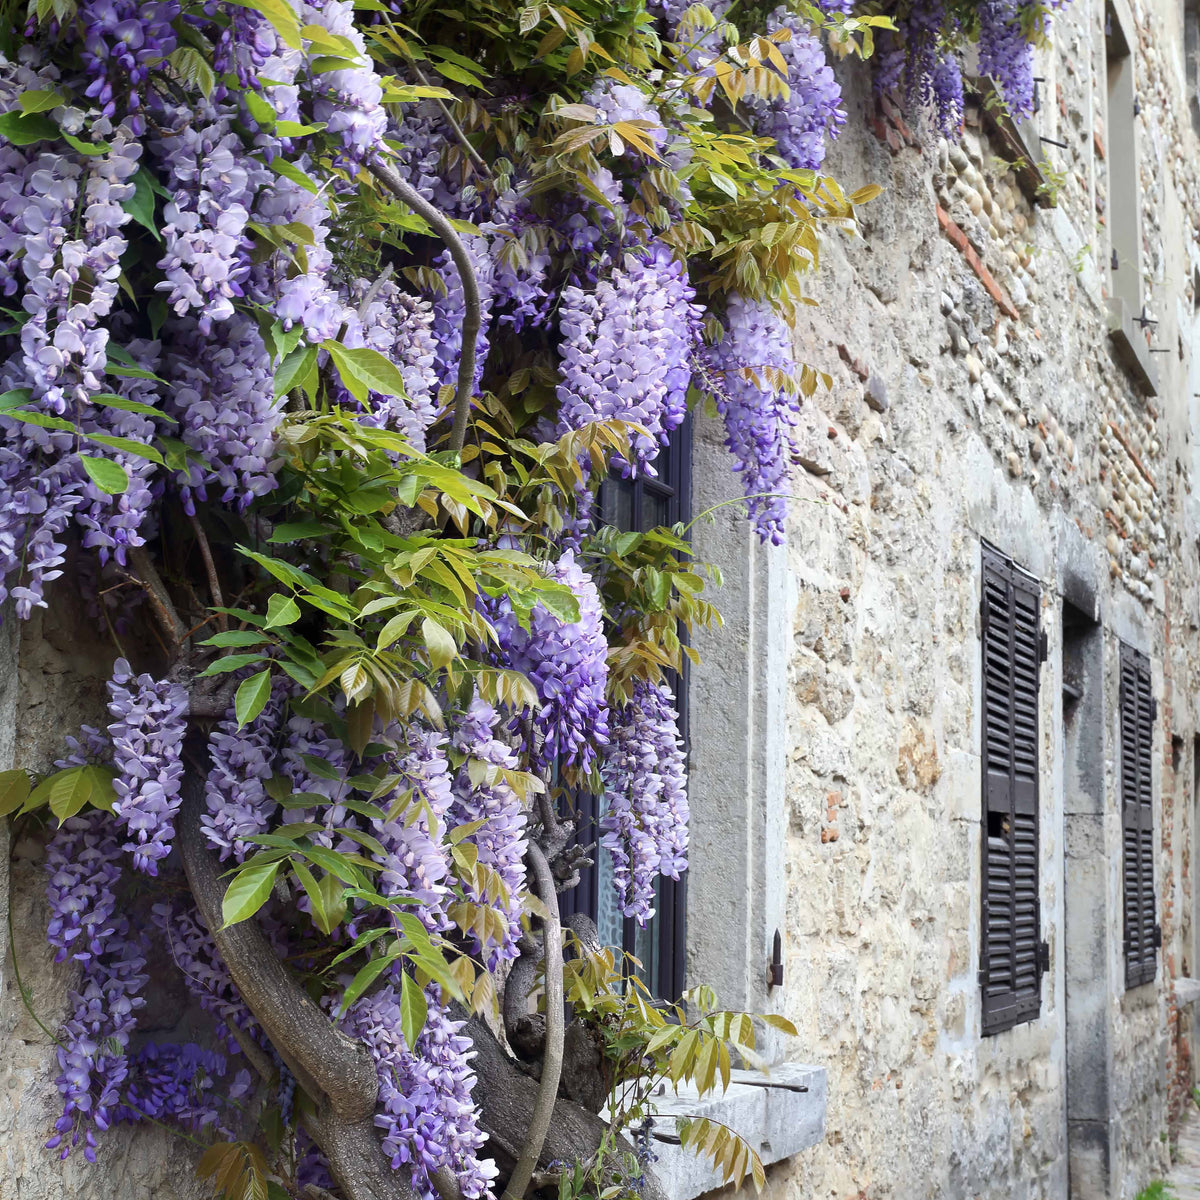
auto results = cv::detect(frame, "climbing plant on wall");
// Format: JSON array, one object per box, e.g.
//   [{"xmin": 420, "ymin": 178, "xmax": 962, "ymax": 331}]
[{"xmin": 0, "ymin": 0, "xmax": 1068, "ymax": 1198}]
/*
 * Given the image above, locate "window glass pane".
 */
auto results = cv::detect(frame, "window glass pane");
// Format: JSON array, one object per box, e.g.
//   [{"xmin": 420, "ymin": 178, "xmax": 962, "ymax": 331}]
[{"xmin": 642, "ymin": 488, "xmax": 670, "ymax": 529}]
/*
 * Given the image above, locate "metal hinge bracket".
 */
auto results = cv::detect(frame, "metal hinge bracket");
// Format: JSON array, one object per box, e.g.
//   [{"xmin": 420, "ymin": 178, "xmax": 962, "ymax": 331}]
[
  {"xmin": 1153, "ymin": 924, "xmax": 1163, "ymax": 949},
  {"xmin": 1037, "ymin": 940, "xmax": 1051, "ymax": 973},
  {"xmin": 1038, "ymin": 629, "xmax": 1049, "ymax": 664}
]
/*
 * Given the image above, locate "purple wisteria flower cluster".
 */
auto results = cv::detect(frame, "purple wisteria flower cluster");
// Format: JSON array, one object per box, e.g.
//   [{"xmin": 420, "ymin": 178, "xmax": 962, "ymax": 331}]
[
  {"xmin": 744, "ymin": 7, "xmax": 845, "ymax": 171},
  {"xmin": 705, "ymin": 293, "xmax": 801, "ymax": 543},
  {"xmin": 450, "ymin": 698, "xmax": 528, "ymax": 968},
  {"xmin": 556, "ymin": 242, "xmax": 700, "ymax": 474},
  {"xmin": 201, "ymin": 679, "xmax": 288, "ymax": 862},
  {"xmin": 345, "ymin": 982, "xmax": 498, "ymax": 1200},
  {"xmin": 106, "ymin": 658, "xmax": 189, "ymax": 873},
  {"xmin": 600, "ymin": 678, "xmax": 689, "ymax": 922},
  {"xmin": 44, "ymin": 812, "xmax": 148, "ymax": 1161},
  {"xmin": 488, "ymin": 550, "xmax": 610, "ymax": 773}
]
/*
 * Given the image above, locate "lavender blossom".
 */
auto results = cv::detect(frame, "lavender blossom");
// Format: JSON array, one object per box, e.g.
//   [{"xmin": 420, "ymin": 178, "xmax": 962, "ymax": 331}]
[
  {"xmin": 344, "ymin": 982, "xmax": 498, "ymax": 1200},
  {"xmin": 106, "ymin": 658, "xmax": 189, "ymax": 874},
  {"xmin": 556, "ymin": 242, "xmax": 699, "ymax": 473},
  {"xmin": 43, "ymin": 812, "xmax": 148, "ymax": 1160},
  {"xmin": 703, "ymin": 293, "xmax": 799, "ymax": 543},
  {"xmin": 600, "ymin": 678, "xmax": 689, "ymax": 922},
  {"xmin": 487, "ymin": 550, "xmax": 610, "ymax": 773}
]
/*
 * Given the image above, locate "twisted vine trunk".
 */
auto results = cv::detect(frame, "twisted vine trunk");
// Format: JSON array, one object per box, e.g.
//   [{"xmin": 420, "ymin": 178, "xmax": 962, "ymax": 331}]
[{"xmin": 176, "ymin": 732, "xmax": 667, "ymax": 1200}]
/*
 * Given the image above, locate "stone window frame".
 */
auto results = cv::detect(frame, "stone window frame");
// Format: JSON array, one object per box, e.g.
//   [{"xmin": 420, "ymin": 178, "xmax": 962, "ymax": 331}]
[
  {"xmin": 632, "ymin": 411, "xmax": 825, "ymax": 1200},
  {"xmin": 1104, "ymin": 0, "xmax": 1159, "ymax": 394}
]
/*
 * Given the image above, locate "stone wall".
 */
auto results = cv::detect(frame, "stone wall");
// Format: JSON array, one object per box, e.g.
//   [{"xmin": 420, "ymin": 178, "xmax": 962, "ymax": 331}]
[
  {"xmin": 686, "ymin": 0, "xmax": 1200, "ymax": 1195},
  {"xmin": 0, "ymin": 590, "xmax": 207, "ymax": 1200}
]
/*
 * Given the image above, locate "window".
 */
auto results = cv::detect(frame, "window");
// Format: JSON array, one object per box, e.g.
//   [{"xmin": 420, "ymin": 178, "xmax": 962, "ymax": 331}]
[
  {"xmin": 980, "ymin": 543, "xmax": 1048, "ymax": 1036},
  {"xmin": 560, "ymin": 419, "xmax": 692, "ymax": 1001},
  {"xmin": 1119, "ymin": 642, "xmax": 1158, "ymax": 988},
  {"xmin": 1186, "ymin": 0, "xmax": 1200, "ymax": 134},
  {"xmin": 1106, "ymin": 0, "xmax": 1140, "ymax": 318}
]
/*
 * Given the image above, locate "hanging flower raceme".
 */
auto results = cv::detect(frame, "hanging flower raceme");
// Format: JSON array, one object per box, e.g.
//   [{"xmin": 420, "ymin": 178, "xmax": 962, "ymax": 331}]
[
  {"xmin": 106, "ymin": 658, "xmax": 189, "ymax": 874},
  {"xmin": 556, "ymin": 242, "xmax": 700, "ymax": 475},
  {"xmin": 600, "ymin": 678, "xmax": 689, "ymax": 922},
  {"xmin": 201, "ymin": 679, "xmax": 288, "ymax": 862},
  {"xmin": 704, "ymin": 293, "xmax": 801, "ymax": 543},
  {"xmin": 744, "ymin": 7, "xmax": 845, "ymax": 171},
  {"xmin": 43, "ymin": 812, "xmax": 148, "ymax": 1161},
  {"xmin": 449, "ymin": 698, "xmax": 528, "ymax": 968},
  {"xmin": 487, "ymin": 550, "xmax": 611, "ymax": 773},
  {"xmin": 344, "ymin": 982, "xmax": 498, "ymax": 1200}
]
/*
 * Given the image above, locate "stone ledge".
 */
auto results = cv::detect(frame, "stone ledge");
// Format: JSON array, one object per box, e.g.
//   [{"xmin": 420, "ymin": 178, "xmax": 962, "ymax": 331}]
[
  {"xmin": 645, "ymin": 1064, "xmax": 827, "ymax": 1200},
  {"xmin": 1106, "ymin": 296, "xmax": 1160, "ymax": 396},
  {"xmin": 1176, "ymin": 978, "xmax": 1200, "ymax": 1006}
]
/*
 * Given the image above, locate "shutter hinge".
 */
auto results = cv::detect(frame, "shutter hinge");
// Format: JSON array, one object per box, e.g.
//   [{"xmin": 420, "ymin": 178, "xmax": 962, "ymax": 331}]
[
  {"xmin": 980, "ymin": 594, "xmax": 990, "ymax": 637},
  {"xmin": 977, "ymin": 967, "xmax": 987, "ymax": 986},
  {"xmin": 1037, "ymin": 940, "xmax": 1050, "ymax": 975},
  {"xmin": 1153, "ymin": 924, "xmax": 1163, "ymax": 949},
  {"xmin": 1038, "ymin": 630, "xmax": 1049, "ymax": 664},
  {"xmin": 1151, "ymin": 697, "xmax": 1159, "ymax": 722}
]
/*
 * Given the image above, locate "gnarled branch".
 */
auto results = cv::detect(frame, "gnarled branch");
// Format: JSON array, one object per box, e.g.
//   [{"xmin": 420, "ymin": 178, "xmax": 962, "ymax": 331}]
[
  {"xmin": 365, "ymin": 158, "xmax": 481, "ymax": 456},
  {"xmin": 177, "ymin": 744, "xmax": 413, "ymax": 1200},
  {"xmin": 501, "ymin": 843, "xmax": 565, "ymax": 1200}
]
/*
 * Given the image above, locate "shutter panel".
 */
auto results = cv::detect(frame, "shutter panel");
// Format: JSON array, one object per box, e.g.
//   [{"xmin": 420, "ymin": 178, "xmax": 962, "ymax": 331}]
[
  {"xmin": 981, "ymin": 544, "xmax": 1045, "ymax": 1036},
  {"xmin": 1120, "ymin": 643, "xmax": 1157, "ymax": 989}
]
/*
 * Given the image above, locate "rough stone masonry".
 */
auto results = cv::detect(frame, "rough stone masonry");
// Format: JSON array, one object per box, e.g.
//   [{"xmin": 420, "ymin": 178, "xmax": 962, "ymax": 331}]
[{"xmin": 730, "ymin": 0, "xmax": 1200, "ymax": 1195}]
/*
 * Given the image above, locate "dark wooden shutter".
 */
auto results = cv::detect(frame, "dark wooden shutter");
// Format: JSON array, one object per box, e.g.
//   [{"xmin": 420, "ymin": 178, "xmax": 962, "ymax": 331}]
[
  {"xmin": 559, "ymin": 418, "xmax": 692, "ymax": 1000},
  {"xmin": 1120, "ymin": 643, "xmax": 1158, "ymax": 989},
  {"xmin": 980, "ymin": 544, "xmax": 1047, "ymax": 1036}
]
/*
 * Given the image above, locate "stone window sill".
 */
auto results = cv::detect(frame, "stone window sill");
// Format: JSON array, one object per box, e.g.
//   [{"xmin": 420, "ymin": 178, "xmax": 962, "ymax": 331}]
[
  {"xmin": 644, "ymin": 1065, "xmax": 827, "ymax": 1200},
  {"xmin": 1106, "ymin": 296, "xmax": 1160, "ymax": 396},
  {"xmin": 968, "ymin": 76, "xmax": 1052, "ymax": 209}
]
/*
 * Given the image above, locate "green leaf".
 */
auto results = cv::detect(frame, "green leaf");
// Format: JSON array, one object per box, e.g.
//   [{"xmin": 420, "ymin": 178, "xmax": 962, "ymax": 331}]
[
  {"xmin": 291, "ymin": 857, "xmax": 337, "ymax": 934},
  {"xmin": 123, "ymin": 168, "xmax": 160, "ymax": 240},
  {"xmin": 399, "ymin": 971, "xmax": 429, "ymax": 1048},
  {"xmin": 269, "ymin": 156, "xmax": 319, "ymax": 194},
  {"xmin": 235, "ymin": 669, "xmax": 273, "ymax": 728},
  {"xmin": 86, "ymin": 433, "xmax": 165, "ymax": 465},
  {"xmin": 18, "ymin": 88, "xmax": 65, "ymax": 114},
  {"xmin": 0, "ymin": 110, "xmax": 57, "ymax": 144},
  {"xmin": 274, "ymin": 343, "xmax": 318, "ymax": 397},
  {"xmin": 221, "ymin": 858, "xmax": 282, "ymax": 927},
  {"xmin": 421, "ymin": 617, "xmax": 456, "ymax": 669},
  {"xmin": 0, "ymin": 769, "xmax": 30, "ymax": 817},
  {"xmin": 91, "ymin": 392, "xmax": 174, "ymax": 423},
  {"xmin": 267, "ymin": 521, "xmax": 328, "ymax": 543},
  {"xmin": 243, "ymin": 89, "xmax": 276, "ymax": 128},
  {"xmin": 760, "ymin": 1013, "xmax": 798, "ymax": 1036},
  {"xmin": 62, "ymin": 132, "xmax": 110, "ymax": 156},
  {"xmin": 79, "ymin": 456, "xmax": 129, "ymax": 495},
  {"xmin": 323, "ymin": 341, "xmax": 408, "ymax": 402},
  {"xmin": 198, "ymin": 652, "xmax": 267, "ymax": 677},
  {"xmin": 200, "ymin": 630, "xmax": 271, "ymax": 648},
  {"xmin": 337, "ymin": 953, "xmax": 398, "ymax": 1015},
  {"xmin": 264, "ymin": 593, "xmax": 301, "ymax": 629},
  {"xmin": 30, "ymin": 765, "xmax": 115, "ymax": 822},
  {"xmin": 228, "ymin": 0, "xmax": 302, "ymax": 48}
]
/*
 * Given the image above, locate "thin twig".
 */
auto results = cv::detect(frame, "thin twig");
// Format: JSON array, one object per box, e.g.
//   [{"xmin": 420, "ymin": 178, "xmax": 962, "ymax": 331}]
[
  {"xmin": 409, "ymin": 63, "xmax": 493, "ymax": 180},
  {"xmin": 357, "ymin": 262, "xmax": 396, "ymax": 323},
  {"xmin": 365, "ymin": 157, "xmax": 481, "ymax": 456},
  {"xmin": 502, "ymin": 842, "xmax": 564, "ymax": 1200},
  {"xmin": 187, "ymin": 510, "xmax": 227, "ymax": 632},
  {"xmin": 129, "ymin": 546, "xmax": 190, "ymax": 649}
]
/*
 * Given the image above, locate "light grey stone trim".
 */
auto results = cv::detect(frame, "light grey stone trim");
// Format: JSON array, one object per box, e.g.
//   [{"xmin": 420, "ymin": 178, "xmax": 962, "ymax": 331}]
[{"xmin": 644, "ymin": 1065, "xmax": 827, "ymax": 1200}]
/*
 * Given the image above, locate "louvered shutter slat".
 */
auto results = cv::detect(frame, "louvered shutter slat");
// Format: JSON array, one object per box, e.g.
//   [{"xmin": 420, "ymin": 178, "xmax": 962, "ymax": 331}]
[
  {"xmin": 981, "ymin": 545, "xmax": 1044, "ymax": 1035},
  {"xmin": 1120, "ymin": 644, "xmax": 1156, "ymax": 989}
]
